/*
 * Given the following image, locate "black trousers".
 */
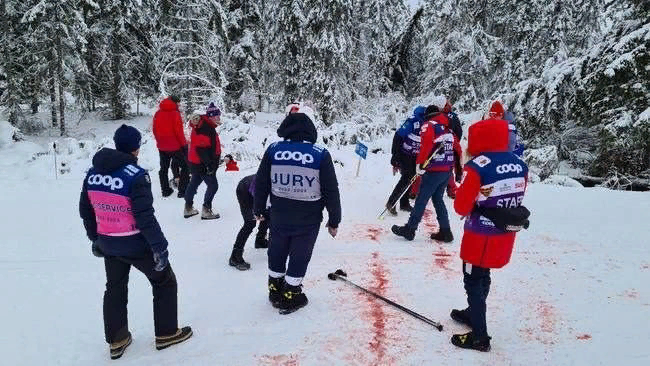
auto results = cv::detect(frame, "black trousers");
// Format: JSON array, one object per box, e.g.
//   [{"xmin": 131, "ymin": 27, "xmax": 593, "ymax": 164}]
[
  {"xmin": 463, "ymin": 262, "xmax": 491, "ymax": 338},
  {"xmin": 388, "ymin": 155, "xmax": 416, "ymax": 207},
  {"xmin": 159, "ymin": 149, "xmax": 189, "ymax": 195},
  {"xmin": 103, "ymin": 253, "xmax": 178, "ymax": 343},
  {"xmin": 233, "ymin": 180, "xmax": 269, "ymax": 252}
]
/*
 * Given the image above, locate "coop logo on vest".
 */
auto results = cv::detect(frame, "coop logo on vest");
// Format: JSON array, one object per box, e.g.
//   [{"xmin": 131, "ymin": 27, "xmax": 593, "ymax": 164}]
[
  {"xmin": 496, "ymin": 163, "xmax": 523, "ymax": 174},
  {"xmin": 88, "ymin": 174, "xmax": 124, "ymax": 191},
  {"xmin": 274, "ymin": 150, "xmax": 314, "ymax": 165}
]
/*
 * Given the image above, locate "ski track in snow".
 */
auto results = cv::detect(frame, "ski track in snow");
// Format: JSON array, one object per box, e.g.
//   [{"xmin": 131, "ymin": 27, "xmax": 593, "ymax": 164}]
[{"xmin": 2, "ymin": 119, "xmax": 650, "ymax": 365}]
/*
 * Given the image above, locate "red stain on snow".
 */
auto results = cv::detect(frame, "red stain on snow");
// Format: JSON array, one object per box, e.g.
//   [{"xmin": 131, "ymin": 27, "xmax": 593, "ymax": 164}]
[
  {"xmin": 367, "ymin": 227, "xmax": 383, "ymax": 242},
  {"xmin": 433, "ymin": 250, "xmax": 453, "ymax": 271},
  {"xmin": 519, "ymin": 301, "xmax": 559, "ymax": 345},
  {"xmin": 421, "ymin": 208, "xmax": 439, "ymax": 233},
  {"xmin": 622, "ymin": 289, "xmax": 639, "ymax": 299},
  {"xmin": 538, "ymin": 301, "xmax": 556, "ymax": 334},
  {"xmin": 367, "ymin": 251, "xmax": 389, "ymax": 363},
  {"xmin": 576, "ymin": 334, "xmax": 592, "ymax": 340},
  {"xmin": 258, "ymin": 353, "xmax": 299, "ymax": 366},
  {"xmin": 343, "ymin": 224, "xmax": 385, "ymax": 243}
]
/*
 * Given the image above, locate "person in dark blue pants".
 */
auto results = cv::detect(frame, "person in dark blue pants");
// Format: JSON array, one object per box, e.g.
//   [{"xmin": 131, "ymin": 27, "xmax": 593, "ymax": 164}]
[
  {"xmin": 392, "ymin": 104, "xmax": 461, "ymax": 242},
  {"xmin": 406, "ymin": 170, "xmax": 452, "ymax": 230},
  {"xmin": 254, "ymin": 104, "xmax": 342, "ymax": 314}
]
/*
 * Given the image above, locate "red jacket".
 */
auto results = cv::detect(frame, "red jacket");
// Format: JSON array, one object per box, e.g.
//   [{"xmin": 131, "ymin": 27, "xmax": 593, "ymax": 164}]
[
  {"xmin": 454, "ymin": 119, "xmax": 528, "ymax": 269},
  {"xmin": 188, "ymin": 116, "xmax": 222, "ymax": 166},
  {"xmin": 225, "ymin": 160, "xmax": 239, "ymax": 171},
  {"xmin": 417, "ymin": 113, "xmax": 462, "ymax": 172},
  {"xmin": 152, "ymin": 98, "xmax": 187, "ymax": 152}
]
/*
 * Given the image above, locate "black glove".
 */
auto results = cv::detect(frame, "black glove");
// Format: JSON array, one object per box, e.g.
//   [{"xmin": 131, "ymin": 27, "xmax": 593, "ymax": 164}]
[
  {"xmin": 153, "ymin": 250, "xmax": 169, "ymax": 272},
  {"xmin": 390, "ymin": 154, "xmax": 400, "ymax": 167},
  {"xmin": 455, "ymin": 162, "xmax": 463, "ymax": 183},
  {"xmin": 91, "ymin": 241, "xmax": 104, "ymax": 258}
]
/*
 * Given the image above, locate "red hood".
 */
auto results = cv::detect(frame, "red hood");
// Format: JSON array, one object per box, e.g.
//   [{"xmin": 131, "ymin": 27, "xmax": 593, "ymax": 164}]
[
  {"xmin": 159, "ymin": 98, "xmax": 178, "ymax": 111},
  {"xmin": 467, "ymin": 119, "xmax": 509, "ymax": 157},
  {"xmin": 427, "ymin": 113, "xmax": 449, "ymax": 126}
]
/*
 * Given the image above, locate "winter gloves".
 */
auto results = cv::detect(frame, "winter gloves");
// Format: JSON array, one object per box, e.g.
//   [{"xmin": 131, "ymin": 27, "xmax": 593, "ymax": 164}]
[
  {"xmin": 92, "ymin": 241, "xmax": 104, "ymax": 258},
  {"xmin": 416, "ymin": 164, "xmax": 426, "ymax": 176},
  {"xmin": 153, "ymin": 250, "xmax": 169, "ymax": 272}
]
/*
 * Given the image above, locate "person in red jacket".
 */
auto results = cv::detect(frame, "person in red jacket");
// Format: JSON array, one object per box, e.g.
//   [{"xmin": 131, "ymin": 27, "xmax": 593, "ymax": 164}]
[
  {"xmin": 152, "ymin": 95, "xmax": 190, "ymax": 198},
  {"xmin": 391, "ymin": 104, "xmax": 462, "ymax": 242},
  {"xmin": 449, "ymin": 104, "xmax": 530, "ymax": 352},
  {"xmin": 183, "ymin": 102, "xmax": 222, "ymax": 220},
  {"xmin": 224, "ymin": 154, "xmax": 239, "ymax": 171}
]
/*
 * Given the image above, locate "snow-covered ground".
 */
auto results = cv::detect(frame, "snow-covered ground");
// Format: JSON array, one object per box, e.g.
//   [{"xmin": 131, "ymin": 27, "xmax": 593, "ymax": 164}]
[{"xmin": 1, "ymin": 113, "xmax": 649, "ymax": 366}]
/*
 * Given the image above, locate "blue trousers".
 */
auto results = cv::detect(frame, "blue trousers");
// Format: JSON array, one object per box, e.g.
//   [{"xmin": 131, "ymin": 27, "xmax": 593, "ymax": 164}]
[
  {"xmin": 407, "ymin": 170, "xmax": 451, "ymax": 230},
  {"xmin": 463, "ymin": 262, "xmax": 491, "ymax": 338},
  {"xmin": 184, "ymin": 163, "xmax": 218, "ymax": 209},
  {"xmin": 268, "ymin": 223, "xmax": 320, "ymax": 286}
]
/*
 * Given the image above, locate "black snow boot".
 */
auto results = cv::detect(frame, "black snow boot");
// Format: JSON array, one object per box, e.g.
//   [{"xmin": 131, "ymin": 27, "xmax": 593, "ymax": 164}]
[
  {"xmin": 109, "ymin": 332, "xmax": 132, "ymax": 360},
  {"xmin": 450, "ymin": 308, "xmax": 472, "ymax": 328},
  {"xmin": 229, "ymin": 249, "xmax": 251, "ymax": 271},
  {"xmin": 385, "ymin": 203, "xmax": 398, "ymax": 216},
  {"xmin": 431, "ymin": 228, "xmax": 454, "ymax": 243},
  {"xmin": 451, "ymin": 331, "xmax": 491, "ymax": 352},
  {"xmin": 254, "ymin": 236, "xmax": 269, "ymax": 249},
  {"xmin": 268, "ymin": 276, "xmax": 285, "ymax": 308},
  {"xmin": 391, "ymin": 224, "xmax": 415, "ymax": 241},
  {"xmin": 155, "ymin": 326, "xmax": 193, "ymax": 351},
  {"xmin": 278, "ymin": 284, "xmax": 309, "ymax": 315},
  {"xmin": 162, "ymin": 187, "xmax": 174, "ymax": 198}
]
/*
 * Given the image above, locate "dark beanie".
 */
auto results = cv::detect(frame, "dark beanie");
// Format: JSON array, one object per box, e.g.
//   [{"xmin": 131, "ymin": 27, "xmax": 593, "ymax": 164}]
[{"xmin": 113, "ymin": 124, "xmax": 142, "ymax": 153}]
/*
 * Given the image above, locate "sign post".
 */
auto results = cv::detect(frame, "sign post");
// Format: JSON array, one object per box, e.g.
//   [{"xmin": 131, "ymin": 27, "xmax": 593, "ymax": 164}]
[
  {"xmin": 354, "ymin": 141, "xmax": 368, "ymax": 177},
  {"xmin": 53, "ymin": 141, "xmax": 58, "ymax": 180}
]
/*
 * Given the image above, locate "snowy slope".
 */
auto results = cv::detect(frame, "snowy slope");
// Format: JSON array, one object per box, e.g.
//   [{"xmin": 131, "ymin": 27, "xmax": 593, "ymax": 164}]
[{"xmin": 1, "ymin": 119, "xmax": 649, "ymax": 366}]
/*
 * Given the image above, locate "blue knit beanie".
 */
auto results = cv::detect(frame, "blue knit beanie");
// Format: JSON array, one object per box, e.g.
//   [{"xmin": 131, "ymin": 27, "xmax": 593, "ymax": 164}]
[{"xmin": 113, "ymin": 124, "xmax": 142, "ymax": 153}]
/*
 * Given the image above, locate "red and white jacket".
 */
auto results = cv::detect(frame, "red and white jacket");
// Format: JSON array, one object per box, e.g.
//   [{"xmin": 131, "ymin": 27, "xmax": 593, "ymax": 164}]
[
  {"xmin": 417, "ymin": 113, "xmax": 462, "ymax": 172},
  {"xmin": 454, "ymin": 118, "xmax": 529, "ymax": 269}
]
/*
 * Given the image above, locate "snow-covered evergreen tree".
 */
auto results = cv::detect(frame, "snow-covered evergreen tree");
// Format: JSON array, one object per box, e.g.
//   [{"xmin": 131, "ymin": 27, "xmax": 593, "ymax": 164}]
[
  {"xmin": 154, "ymin": 0, "xmax": 228, "ymax": 114},
  {"xmin": 224, "ymin": 0, "xmax": 263, "ymax": 113}
]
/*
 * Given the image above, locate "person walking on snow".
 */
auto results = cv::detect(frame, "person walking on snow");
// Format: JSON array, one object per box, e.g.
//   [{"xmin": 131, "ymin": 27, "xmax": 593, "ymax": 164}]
[
  {"xmin": 152, "ymin": 95, "xmax": 190, "ymax": 198},
  {"xmin": 229, "ymin": 174, "xmax": 270, "ymax": 270},
  {"xmin": 391, "ymin": 99, "xmax": 462, "ymax": 243},
  {"xmin": 79, "ymin": 125, "xmax": 192, "ymax": 360},
  {"xmin": 385, "ymin": 105, "xmax": 427, "ymax": 216},
  {"xmin": 254, "ymin": 104, "xmax": 342, "ymax": 314},
  {"xmin": 449, "ymin": 106, "xmax": 530, "ymax": 352},
  {"xmin": 184, "ymin": 102, "xmax": 222, "ymax": 220}
]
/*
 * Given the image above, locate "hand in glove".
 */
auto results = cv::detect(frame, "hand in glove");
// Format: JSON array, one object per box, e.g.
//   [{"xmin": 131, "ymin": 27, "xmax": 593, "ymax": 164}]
[
  {"xmin": 153, "ymin": 250, "xmax": 169, "ymax": 272},
  {"xmin": 416, "ymin": 164, "xmax": 426, "ymax": 176},
  {"xmin": 91, "ymin": 241, "xmax": 104, "ymax": 258},
  {"xmin": 455, "ymin": 162, "xmax": 463, "ymax": 183}
]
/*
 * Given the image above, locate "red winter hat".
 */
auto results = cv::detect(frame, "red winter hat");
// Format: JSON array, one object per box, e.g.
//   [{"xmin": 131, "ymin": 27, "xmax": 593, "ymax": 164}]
[{"xmin": 488, "ymin": 101, "xmax": 505, "ymax": 119}]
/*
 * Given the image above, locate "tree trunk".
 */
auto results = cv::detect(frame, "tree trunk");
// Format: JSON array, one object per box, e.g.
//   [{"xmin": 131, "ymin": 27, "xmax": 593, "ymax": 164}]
[
  {"xmin": 56, "ymin": 41, "xmax": 66, "ymax": 136},
  {"xmin": 49, "ymin": 66, "xmax": 58, "ymax": 127},
  {"xmin": 111, "ymin": 35, "xmax": 124, "ymax": 120}
]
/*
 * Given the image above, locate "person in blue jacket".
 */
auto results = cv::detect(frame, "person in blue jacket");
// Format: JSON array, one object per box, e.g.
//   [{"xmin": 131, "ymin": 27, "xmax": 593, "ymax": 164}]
[
  {"xmin": 79, "ymin": 125, "xmax": 192, "ymax": 359},
  {"xmin": 386, "ymin": 105, "xmax": 427, "ymax": 215},
  {"xmin": 254, "ymin": 105, "xmax": 342, "ymax": 314},
  {"xmin": 504, "ymin": 110, "xmax": 525, "ymax": 157}
]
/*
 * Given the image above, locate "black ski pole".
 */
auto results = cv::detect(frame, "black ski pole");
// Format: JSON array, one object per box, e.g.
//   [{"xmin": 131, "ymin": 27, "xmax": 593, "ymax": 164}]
[{"xmin": 328, "ymin": 269, "xmax": 443, "ymax": 331}]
